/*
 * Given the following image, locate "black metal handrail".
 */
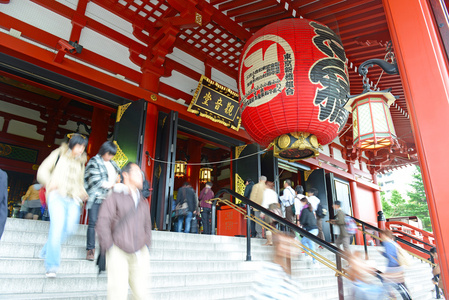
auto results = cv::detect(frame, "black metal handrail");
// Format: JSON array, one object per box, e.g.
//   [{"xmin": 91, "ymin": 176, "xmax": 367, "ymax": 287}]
[
  {"xmin": 211, "ymin": 188, "xmax": 412, "ymax": 300},
  {"xmin": 350, "ymin": 215, "xmax": 431, "ymax": 256},
  {"xmin": 391, "ymin": 230, "xmax": 434, "ymax": 248}
]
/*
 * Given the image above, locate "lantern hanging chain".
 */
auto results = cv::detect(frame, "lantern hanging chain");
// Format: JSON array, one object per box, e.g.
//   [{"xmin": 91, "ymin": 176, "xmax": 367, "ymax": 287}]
[{"xmin": 148, "ymin": 144, "xmax": 273, "ymax": 166}]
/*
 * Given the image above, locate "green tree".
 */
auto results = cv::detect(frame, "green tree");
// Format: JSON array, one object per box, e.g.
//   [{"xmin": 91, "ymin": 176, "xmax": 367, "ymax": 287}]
[
  {"xmin": 381, "ymin": 190, "xmax": 407, "ymax": 218},
  {"xmin": 406, "ymin": 166, "xmax": 432, "ymax": 231}
]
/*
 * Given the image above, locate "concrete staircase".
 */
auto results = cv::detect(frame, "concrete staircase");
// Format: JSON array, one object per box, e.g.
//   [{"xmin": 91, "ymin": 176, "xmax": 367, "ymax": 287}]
[{"xmin": 0, "ymin": 218, "xmax": 437, "ymax": 299}]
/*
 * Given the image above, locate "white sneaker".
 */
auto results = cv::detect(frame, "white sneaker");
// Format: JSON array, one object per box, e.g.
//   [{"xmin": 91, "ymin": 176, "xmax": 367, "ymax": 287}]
[{"xmin": 46, "ymin": 272, "xmax": 56, "ymax": 278}]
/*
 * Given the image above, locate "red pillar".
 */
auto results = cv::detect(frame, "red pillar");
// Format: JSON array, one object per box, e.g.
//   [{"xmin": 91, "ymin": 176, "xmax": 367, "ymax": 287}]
[
  {"xmin": 383, "ymin": 0, "xmax": 449, "ymax": 292},
  {"xmin": 187, "ymin": 141, "xmax": 203, "ymax": 194},
  {"xmin": 348, "ymin": 163, "xmax": 362, "ymax": 245},
  {"xmin": 372, "ymin": 174, "xmax": 385, "ymax": 230},
  {"xmin": 86, "ymin": 107, "xmax": 110, "ymax": 158}
]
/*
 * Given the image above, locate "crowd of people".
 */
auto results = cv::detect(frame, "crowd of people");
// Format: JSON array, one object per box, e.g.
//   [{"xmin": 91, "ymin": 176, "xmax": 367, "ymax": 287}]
[
  {"xmin": 242, "ymin": 176, "xmax": 446, "ymax": 299},
  {"xmin": 32, "ymin": 135, "xmax": 153, "ymax": 299},
  {"xmin": 0, "ymin": 139, "xmax": 444, "ymax": 299}
]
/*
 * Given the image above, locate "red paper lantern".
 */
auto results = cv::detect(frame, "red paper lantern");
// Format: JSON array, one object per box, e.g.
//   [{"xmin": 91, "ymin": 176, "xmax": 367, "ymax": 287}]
[{"xmin": 238, "ymin": 18, "xmax": 350, "ymax": 160}]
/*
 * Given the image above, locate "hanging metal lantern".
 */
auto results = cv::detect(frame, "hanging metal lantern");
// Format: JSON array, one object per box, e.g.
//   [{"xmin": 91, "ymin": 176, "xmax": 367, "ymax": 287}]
[
  {"xmin": 238, "ymin": 18, "xmax": 350, "ymax": 160},
  {"xmin": 199, "ymin": 167, "xmax": 212, "ymax": 183},
  {"xmin": 345, "ymin": 91, "xmax": 397, "ymax": 150},
  {"xmin": 174, "ymin": 161, "xmax": 187, "ymax": 177}
]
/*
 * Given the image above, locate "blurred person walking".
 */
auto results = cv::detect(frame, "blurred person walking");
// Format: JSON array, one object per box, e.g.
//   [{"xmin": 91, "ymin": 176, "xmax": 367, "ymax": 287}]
[
  {"xmin": 379, "ymin": 229, "xmax": 406, "ymax": 289},
  {"xmin": 247, "ymin": 233, "xmax": 300, "ymax": 299},
  {"xmin": 250, "ymin": 176, "xmax": 266, "ymax": 238},
  {"xmin": 37, "ymin": 134, "xmax": 88, "ymax": 277},
  {"xmin": 348, "ymin": 251, "xmax": 384, "ymax": 299},
  {"xmin": 330, "ymin": 200, "xmax": 350, "ymax": 252},
  {"xmin": 96, "ymin": 162, "xmax": 152, "ymax": 300},
  {"xmin": 297, "ymin": 197, "xmax": 318, "ymax": 265},
  {"xmin": 199, "ymin": 181, "xmax": 214, "ymax": 234},
  {"xmin": 22, "ymin": 181, "xmax": 43, "ymax": 220},
  {"xmin": 84, "ymin": 141, "xmax": 120, "ymax": 261}
]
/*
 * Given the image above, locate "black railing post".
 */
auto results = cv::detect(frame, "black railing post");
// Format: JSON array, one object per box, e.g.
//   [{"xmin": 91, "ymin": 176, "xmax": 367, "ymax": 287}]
[
  {"xmin": 211, "ymin": 199, "xmax": 217, "ymax": 235},
  {"xmin": 362, "ymin": 224, "xmax": 369, "ymax": 260},
  {"xmin": 246, "ymin": 204, "xmax": 252, "ymax": 261},
  {"xmin": 336, "ymin": 254, "xmax": 344, "ymax": 300}
]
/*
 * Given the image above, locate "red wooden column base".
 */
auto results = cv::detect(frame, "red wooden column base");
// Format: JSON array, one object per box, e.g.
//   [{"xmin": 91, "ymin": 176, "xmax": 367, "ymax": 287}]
[{"xmin": 383, "ymin": 0, "xmax": 449, "ymax": 292}]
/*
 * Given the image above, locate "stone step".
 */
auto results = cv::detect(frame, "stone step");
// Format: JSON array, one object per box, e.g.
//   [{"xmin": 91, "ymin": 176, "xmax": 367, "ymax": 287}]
[
  {"xmin": 0, "ymin": 270, "xmax": 254, "ymax": 295},
  {"xmin": 1, "ymin": 218, "xmax": 436, "ymax": 300},
  {"xmin": 3, "ymin": 282, "xmax": 254, "ymax": 300}
]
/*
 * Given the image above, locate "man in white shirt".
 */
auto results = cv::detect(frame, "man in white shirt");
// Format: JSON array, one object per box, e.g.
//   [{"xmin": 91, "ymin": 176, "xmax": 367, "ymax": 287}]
[
  {"xmin": 308, "ymin": 188, "xmax": 324, "ymax": 240},
  {"xmin": 279, "ymin": 179, "xmax": 295, "ymax": 224},
  {"xmin": 250, "ymin": 176, "xmax": 267, "ymax": 238}
]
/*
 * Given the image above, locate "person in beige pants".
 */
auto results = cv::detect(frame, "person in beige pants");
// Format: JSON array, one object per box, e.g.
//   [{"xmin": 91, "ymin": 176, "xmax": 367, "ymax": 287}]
[{"xmin": 96, "ymin": 162, "xmax": 152, "ymax": 300}]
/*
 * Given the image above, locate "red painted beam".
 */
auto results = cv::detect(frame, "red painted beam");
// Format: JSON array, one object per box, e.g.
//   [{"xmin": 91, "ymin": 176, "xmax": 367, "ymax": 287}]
[{"xmin": 0, "ymin": 13, "xmax": 142, "ymax": 83}]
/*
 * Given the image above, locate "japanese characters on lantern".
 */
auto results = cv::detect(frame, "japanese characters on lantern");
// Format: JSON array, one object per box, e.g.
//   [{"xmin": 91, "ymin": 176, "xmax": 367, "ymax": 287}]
[{"xmin": 238, "ymin": 18, "xmax": 350, "ymax": 159}]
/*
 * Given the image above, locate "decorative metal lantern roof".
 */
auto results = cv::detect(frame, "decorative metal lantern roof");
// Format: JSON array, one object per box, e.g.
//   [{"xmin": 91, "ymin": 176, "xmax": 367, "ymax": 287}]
[
  {"xmin": 199, "ymin": 167, "xmax": 212, "ymax": 183},
  {"xmin": 345, "ymin": 91, "xmax": 397, "ymax": 151},
  {"xmin": 174, "ymin": 160, "xmax": 187, "ymax": 177},
  {"xmin": 238, "ymin": 18, "xmax": 350, "ymax": 160}
]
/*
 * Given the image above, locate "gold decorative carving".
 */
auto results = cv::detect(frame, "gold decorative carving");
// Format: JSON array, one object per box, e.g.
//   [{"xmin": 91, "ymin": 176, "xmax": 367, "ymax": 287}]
[
  {"xmin": 310, "ymin": 135, "xmax": 319, "ymax": 148},
  {"xmin": 235, "ymin": 145, "xmax": 247, "ymax": 159},
  {"xmin": 278, "ymin": 134, "xmax": 291, "ymax": 149},
  {"xmin": 116, "ymin": 102, "xmax": 132, "ymax": 122},
  {"xmin": 235, "ymin": 173, "xmax": 245, "ymax": 205},
  {"xmin": 195, "ymin": 12, "xmax": 202, "ymax": 26},
  {"xmin": 112, "ymin": 141, "xmax": 129, "ymax": 168},
  {"xmin": 150, "ymin": 94, "xmax": 157, "ymax": 101},
  {"xmin": 273, "ymin": 132, "xmax": 321, "ymax": 161},
  {"xmin": 156, "ymin": 165, "xmax": 162, "ymax": 179},
  {"xmin": 304, "ymin": 170, "xmax": 314, "ymax": 181}
]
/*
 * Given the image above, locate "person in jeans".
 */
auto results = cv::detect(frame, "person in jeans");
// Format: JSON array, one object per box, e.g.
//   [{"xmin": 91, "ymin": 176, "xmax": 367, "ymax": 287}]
[
  {"xmin": 22, "ymin": 181, "xmax": 43, "ymax": 220},
  {"xmin": 37, "ymin": 134, "xmax": 88, "ymax": 278},
  {"xmin": 84, "ymin": 141, "xmax": 120, "ymax": 261},
  {"xmin": 298, "ymin": 197, "xmax": 319, "ymax": 264},
  {"xmin": 96, "ymin": 162, "xmax": 152, "ymax": 299},
  {"xmin": 176, "ymin": 182, "xmax": 197, "ymax": 233},
  {"xmin": 199, "ymin": 182, "xmax": 214, "ymax": 234}
]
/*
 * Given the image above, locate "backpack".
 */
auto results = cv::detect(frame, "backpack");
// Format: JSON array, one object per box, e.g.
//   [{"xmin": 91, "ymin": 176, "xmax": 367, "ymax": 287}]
[
  {"xmin": 345, "ymin": 216, "xmax": 358, "ymax": 235},
  {"xmin": 316, "ymin": 203, "xmax": 327, "ymax": 218},
  {"xmin": 395, "ymin": 243, "xmax": 412, "ymax": 266}
]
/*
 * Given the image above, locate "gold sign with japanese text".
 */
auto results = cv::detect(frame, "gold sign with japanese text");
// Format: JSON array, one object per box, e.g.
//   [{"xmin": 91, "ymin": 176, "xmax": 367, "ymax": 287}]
[{"xmin": 188, "ymin": 75, "xmax": 241, "ymax": 131}]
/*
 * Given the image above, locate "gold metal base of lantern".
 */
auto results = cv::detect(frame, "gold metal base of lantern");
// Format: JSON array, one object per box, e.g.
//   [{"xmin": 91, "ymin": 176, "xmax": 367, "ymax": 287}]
[{"xmin": 273, "ymin": 132, "xmax": 321, "ymax": 160}]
